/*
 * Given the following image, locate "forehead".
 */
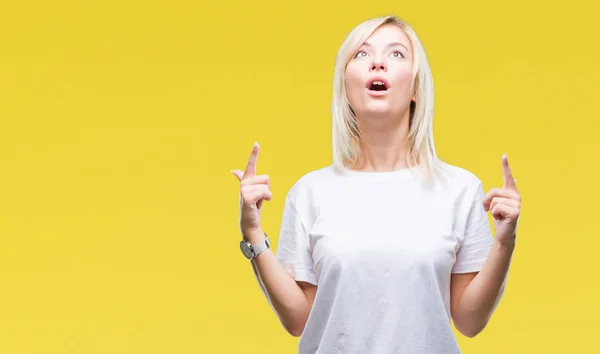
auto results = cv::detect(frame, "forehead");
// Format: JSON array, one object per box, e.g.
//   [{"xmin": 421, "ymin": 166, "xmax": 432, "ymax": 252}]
[{"xmin": 363, "ymin": 24, "xmax": 411, "ymax": 48}]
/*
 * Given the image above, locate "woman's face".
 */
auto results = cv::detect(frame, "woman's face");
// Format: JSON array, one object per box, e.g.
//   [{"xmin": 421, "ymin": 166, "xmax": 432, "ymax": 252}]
[{"xmin": 345, "ymin": 24, "xmax": 414, "ymax": 120}]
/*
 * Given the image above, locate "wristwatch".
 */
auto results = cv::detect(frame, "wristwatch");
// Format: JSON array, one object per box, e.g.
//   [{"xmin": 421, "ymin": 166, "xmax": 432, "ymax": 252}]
[{"xmin": 240, "ymin": 234, "xmax": 271, "ymax": 260}]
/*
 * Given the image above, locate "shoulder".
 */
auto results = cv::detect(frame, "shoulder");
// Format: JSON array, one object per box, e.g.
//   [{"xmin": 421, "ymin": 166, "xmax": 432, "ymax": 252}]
[
  {"xmin": 280, "ymin": 165, "xmax": 337, "ymax": 226},
  {"xmin": 435, "ymin": 159, "xmax": 485, "ymax": 199},
  {"xmin": 437, "ymin": 160, "xmax": 482, "ymax": 185},
  {"xmin": 287, "ymin": 164, "xmax": 338, "ymax": 201}
]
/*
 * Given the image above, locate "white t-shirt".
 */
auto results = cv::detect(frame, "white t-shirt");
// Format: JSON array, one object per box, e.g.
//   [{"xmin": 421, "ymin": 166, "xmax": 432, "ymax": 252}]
[{"xmin": 275, "ymin": 161, "xmax": 498, "ymax": 354}]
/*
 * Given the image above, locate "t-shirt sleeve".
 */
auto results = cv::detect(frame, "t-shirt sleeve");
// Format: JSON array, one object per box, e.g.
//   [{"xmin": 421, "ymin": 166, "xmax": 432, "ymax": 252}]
[
  {"xmin": 452, "ymin": 182, "xmax": 494, "ymax": 274},
  {"xmin": 275, "ymin": 194, "xmax": 318, "ymax": 285}
]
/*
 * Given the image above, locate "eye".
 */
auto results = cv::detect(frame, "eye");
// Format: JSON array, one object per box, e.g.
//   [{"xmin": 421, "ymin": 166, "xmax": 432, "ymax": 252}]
[
  {"xmin": 353, "ymin": 50, "xmax": 368, "ymax": 58},
  {"xmin": 391, "ymin": 51, "xmax": 406, "ymax": 59}
]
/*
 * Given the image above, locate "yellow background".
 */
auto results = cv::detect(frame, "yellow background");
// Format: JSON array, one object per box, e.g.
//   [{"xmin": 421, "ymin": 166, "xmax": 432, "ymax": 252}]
[{"xmin": 1, "ymin": 0, "xmax": 598, "ymax": 353}]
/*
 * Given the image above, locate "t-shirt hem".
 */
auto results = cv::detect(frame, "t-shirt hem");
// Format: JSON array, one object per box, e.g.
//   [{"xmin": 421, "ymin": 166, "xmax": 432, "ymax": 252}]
[
  {"xmin": 288, "ymin": 267, "xmax": 318, "ymax": 286},
  {"xmin": 451, "ymin": 260, "xmax": 486, "ymax": 274}
]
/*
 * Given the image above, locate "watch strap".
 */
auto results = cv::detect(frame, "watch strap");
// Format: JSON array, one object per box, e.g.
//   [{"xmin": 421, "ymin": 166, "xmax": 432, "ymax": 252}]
[{"xmin": 251, "ymin": 235, "xmax": 270, "ymax": 257}]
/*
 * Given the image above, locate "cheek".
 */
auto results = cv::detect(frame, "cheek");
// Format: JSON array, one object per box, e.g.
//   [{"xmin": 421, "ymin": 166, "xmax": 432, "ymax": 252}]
[
  {"xmin": 391, "ymin": 69, "xmax": 414, "ymax": 95},
  {"xmin": 344, "ymin": 66, "xmax": 363, "ymax": 96}
]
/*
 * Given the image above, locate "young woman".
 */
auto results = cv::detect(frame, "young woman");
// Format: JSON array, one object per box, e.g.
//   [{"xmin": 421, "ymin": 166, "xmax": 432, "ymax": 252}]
[{"xmin": 232, "ymin": 15, "xmax": 521, "ymax": 354}]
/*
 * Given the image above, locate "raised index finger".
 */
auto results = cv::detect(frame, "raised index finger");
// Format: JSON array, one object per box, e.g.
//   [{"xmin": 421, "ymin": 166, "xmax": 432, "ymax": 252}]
[
  {"xmin": 243, "ymin": 142, "xmax": 260, "ymax": 179},
  {"xmin": 502, "ymin": 153, "xmax": 517, "ymax": 191}
]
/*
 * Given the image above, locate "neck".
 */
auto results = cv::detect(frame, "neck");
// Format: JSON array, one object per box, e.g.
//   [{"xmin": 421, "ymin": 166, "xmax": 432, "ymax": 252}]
[{"xmin": 352, "ymin": 111, "xmax": 412, "ymax": 172}]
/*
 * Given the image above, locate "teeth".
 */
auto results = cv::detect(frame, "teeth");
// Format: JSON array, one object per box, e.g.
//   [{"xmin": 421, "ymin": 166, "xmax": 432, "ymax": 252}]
[{"xmin": 373, "ymin": 81, "xmax": 384, "ymax": 85}]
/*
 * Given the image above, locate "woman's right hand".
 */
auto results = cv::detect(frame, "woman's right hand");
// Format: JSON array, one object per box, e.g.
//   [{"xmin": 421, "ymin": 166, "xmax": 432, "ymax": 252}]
[{"xmin": 231, "ymin": 142, "xmax": 272, "ymax": 241}]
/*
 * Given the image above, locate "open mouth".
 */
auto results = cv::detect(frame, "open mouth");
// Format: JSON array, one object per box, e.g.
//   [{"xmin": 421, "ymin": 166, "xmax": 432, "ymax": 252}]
[{"xmin": 366, "ymin": 78, "xmax": 390, "ymax": 92}]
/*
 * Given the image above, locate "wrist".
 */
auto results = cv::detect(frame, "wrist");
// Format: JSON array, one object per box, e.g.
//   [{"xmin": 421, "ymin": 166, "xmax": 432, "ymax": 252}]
[
  {"xmin": 239, "ymin": 229, "xmax": 271, "ymax": 261},
  {"xmin": 243, "ymin": 226, "xmax": 265, "ymax": 244},
  {"xmin": 494, "ymin": 237, "xmax": 516, "ymax": 251}
]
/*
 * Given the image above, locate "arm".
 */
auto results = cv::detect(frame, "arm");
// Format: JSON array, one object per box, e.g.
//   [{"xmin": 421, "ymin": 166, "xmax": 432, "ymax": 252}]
[
  {"xmin": 451, "ymin": 154, "xmax": 520, "ymax": 337},
  {"xmin": 232, "ymin": 143, "xmax": 318, "ymax": 337},
  {"xmin": 246, "ymin": 227, "xmax": 317, "ymax": 337},
  {"xmin": 450, "ymin": 239, "xmax": 514, "ymax": 337}
]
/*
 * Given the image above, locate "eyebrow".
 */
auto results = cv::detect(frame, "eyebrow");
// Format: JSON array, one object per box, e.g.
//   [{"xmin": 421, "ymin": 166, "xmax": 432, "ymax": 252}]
[{"xmin": 362, "ymin": 41, "xmax": 409, "ymax": 51}]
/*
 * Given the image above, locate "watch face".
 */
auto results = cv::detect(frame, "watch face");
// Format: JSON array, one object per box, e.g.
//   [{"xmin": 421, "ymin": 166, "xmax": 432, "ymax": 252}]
[{"xmin": 239, "ymin": 241, "xmax": 253, "ymax": 259}]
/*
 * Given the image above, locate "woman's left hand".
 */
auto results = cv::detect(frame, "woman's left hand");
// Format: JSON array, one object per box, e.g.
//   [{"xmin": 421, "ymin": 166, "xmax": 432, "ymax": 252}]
[{"xmin": 482, "ymin": 154, "xmax": 521, "ymax": 244}]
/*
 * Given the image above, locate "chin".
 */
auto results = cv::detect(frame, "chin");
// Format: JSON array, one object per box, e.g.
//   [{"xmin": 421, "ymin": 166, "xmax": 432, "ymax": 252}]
[{"xmin": 364, "ymin": 102, "xmax": 392, "ymax": 116}]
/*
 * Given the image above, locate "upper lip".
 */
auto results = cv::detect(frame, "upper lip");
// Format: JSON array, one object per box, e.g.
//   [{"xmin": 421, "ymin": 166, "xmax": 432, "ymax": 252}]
[{"xmin": 365, "ymin": 77, "xmax": 390, "ymax": 89}]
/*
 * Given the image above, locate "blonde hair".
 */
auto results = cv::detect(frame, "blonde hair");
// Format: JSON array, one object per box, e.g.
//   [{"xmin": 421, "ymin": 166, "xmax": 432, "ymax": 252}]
[{"xmin": 331, "ymin": 15, "xmax": 448, "ymax": 186}]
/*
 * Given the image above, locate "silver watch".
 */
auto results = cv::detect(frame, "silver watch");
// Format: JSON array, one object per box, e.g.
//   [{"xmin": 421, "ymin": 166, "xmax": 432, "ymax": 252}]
[{"xmin": 239, "ymin": 234, "xmax": 271, "ymax": 260}]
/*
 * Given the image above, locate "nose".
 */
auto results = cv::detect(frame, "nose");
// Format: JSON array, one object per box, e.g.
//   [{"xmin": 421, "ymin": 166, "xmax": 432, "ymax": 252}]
[{"xmin": 370, "ymin": 58, "xmax": 387, "ymax": 72}]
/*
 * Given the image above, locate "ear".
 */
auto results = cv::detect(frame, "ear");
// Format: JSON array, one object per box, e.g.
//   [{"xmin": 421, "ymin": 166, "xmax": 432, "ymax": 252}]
[{"xmin": 410, "ymin": 85, "xmax": 417, "ymax": 102}]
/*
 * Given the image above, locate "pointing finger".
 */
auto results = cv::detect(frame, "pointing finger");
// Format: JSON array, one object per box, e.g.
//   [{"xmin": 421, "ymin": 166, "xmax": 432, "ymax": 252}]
[
  {"xmin": 243, "ymin": 142, "xmax": 260, "ymax": 179},
  {"xmin": 502, "ymin": 153, "xmax": 517, "ymax": 191}
]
